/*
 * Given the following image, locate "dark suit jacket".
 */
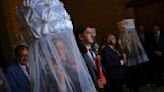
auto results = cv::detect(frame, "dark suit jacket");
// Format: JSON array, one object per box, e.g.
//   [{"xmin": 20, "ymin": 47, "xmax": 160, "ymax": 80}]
[
  {"xmin": 149, "ymin": 32, "xmax": 164, "ymax": 60},
  {"xmin": 101, "ymin": 45, "xmax": 124, "ymax": 81},
  {"xmin": 138, "ymin": 32, "xmax": 150, "ymax": 52},
  {"xmin": 4, "ymin": 61, "xmax": 30, "ymax": 92},
  {"xmin": 82, "ymin": 53, "xmax": 98, "ymax": 85},
  {"xmin": 82, "ymin": 53, "xmax": 111, "ymax": 91}
]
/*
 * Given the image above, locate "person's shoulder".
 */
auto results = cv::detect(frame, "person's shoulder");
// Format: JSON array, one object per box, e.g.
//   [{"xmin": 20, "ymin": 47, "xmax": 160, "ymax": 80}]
[
  {"xmin": 4, "ymin": 60, "xmax": 19, "ymax": 72},
  {"xmin": 102, "ymin": 45, "xmax": 110, "ymax": 53},
  {"xmin": 102, "ymin": 45, "xmax": 107, "ymax": 49}
]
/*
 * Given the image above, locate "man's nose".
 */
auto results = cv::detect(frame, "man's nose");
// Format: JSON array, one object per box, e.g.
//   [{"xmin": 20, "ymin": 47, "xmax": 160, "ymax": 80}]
[{"xmin": 24, "ymin": 56, "xmax": 28, "ymax": 60}]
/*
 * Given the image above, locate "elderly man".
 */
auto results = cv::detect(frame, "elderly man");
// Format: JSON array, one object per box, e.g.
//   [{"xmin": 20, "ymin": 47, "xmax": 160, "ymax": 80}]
[{"xmin": 4, "ymin": 45, "xmax": 30, "ymax": 92}]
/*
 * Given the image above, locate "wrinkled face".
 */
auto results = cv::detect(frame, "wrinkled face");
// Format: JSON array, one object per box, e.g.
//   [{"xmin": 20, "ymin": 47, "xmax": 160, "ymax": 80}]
[
  {"xmin": 19, "ymin": 48, "xmax": 28, "ymax": 65},
  {"xmin": 153, "ymin": 25, "xmax": 160, "ymax": 32},
  {"xmin": 55, "ymin": 41, "xmax": 66, "ymax": 61},
  {"xmin": 107, "ymin": 34, "xmax": 117, "ymax": 45},
  {"xmin": 79, "ymin": 27, "xmax": 94, "ymax": 45}
]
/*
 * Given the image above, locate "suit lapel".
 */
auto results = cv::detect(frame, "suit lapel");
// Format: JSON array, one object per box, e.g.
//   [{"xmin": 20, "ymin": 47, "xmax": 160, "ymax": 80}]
[
  {"xmin": 108, "ymin": 45, "xmax": 119, "ymax": 56},
  {"xmin": 83, "ymin": 54, "xmax": 97, "ymax": 71},
  {"xmin": 17, "ymin": 64, "xmax": 30, "ymax": 82}
]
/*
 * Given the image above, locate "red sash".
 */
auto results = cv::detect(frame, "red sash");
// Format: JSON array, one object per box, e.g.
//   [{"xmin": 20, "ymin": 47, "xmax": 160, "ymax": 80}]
[{"xmin": 94, "ymin": 56, "xmax": 107, "ymax": 85}]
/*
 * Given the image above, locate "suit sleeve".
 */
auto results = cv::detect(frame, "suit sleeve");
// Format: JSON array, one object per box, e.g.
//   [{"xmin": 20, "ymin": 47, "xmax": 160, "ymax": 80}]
[{"xmin": 4, "ymin": 66, "xmax": 25, "ymax": 92}]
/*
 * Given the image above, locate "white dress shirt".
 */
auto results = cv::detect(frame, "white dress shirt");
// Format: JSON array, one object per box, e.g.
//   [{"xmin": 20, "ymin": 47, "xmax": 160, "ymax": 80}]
[
  {"xmin": 19, "ymin": 64, "xmax": 29, "ymax": 78},
  {"xmin": 85, "ymin": 45, "xmax": 96, "ymax": 65}
]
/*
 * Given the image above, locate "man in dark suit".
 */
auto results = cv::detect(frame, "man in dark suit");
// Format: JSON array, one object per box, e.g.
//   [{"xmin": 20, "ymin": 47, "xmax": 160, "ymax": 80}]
[
  {"xmin": 149, "ymin": 24, "xmax": 164, "ymax": 86},
  {"xmin": 137, "ymin": 25, "xmax": 150, "ymax": 49},
  {"xmin": 101, "ymin": 33, "xmax": 124, "ymax": 92},
  {"xmin": 137, "ymin": 25, "xmax": 152, "ymax": 85},
  {"xmin": 74, "ymin": 25, "xmax": 108, "ymax": 92},
  {"xmin": 137, "ymin": 25, "xmax": 153, "ymax": 59},
  {"xmin": 4, "ymin": 45, "xmax": 30, "ymax": 92}
]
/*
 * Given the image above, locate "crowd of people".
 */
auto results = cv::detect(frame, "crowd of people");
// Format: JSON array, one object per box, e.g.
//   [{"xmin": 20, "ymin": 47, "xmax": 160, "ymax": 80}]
[{"xmin": 0, "ymin": 22, "xmax": 164, "ymax": 92}]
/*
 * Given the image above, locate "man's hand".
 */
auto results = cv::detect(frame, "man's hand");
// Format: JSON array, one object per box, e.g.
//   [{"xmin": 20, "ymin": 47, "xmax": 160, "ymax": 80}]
[{"xmin": 96, "ymin": 79, "xmax": 104, "ymax": 88}]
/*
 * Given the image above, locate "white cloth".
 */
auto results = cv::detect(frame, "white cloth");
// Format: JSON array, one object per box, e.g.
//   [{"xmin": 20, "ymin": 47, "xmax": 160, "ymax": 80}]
[
  {"xmin": 20, "ymin": 0, "xmax": 96, "ymax": 92},
  {"xmin": 23, "ymin": 0, "xmax": 73, "ymax": 38},
  {"xmin": 117, "ymin": 19, "xmax": 149, "ymax": 66}
]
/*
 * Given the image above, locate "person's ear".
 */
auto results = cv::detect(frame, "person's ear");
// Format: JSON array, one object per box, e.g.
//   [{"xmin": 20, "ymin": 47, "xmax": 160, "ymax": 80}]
[{"xmin": 79, "ymin": 34, "xmax": 84, "ymax": 41}]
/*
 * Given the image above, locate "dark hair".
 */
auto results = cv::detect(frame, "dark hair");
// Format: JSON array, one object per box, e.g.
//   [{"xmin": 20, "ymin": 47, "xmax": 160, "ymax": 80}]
[
  {"xmin": 14, "ymin": 45, "xmax": 28, "ymax": 58},
  {"xmin": 74, "ymin": 25, "xmax": 90, "ymax": 54},
  {"xmin": 106, "ymin": 33, "xmax": 116, "ymax": 43},
  {"xmin": 74, "ymin": 25, "xmax": 89, "ymax": 35}
]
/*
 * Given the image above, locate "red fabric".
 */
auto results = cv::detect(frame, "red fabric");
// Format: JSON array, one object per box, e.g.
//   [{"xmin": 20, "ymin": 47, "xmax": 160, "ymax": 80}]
[
  {"xmin": 89, "ymin": 47, "xmax": 107, "ymax": 85},
  {"xmin": 95, "ymin": 58, "xmax": 107, "ymax": 85}
]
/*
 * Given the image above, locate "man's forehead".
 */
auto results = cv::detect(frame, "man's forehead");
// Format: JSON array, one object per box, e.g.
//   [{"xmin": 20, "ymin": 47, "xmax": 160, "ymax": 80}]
[
  {"xmin": 20, "ymin": 48, "xmax": 28, "ymax": 53},
  {"xmin": 85, "ymin": 27, "xmax": 94, "ymax": 32}
]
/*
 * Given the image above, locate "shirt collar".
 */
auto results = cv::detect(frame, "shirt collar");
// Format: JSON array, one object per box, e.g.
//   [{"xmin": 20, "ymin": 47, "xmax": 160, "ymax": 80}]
[
  {"xmin": 108, "ymin": 44, "xmax": 115, "ymax": 50},
  {"xmin": 85, "ymin": 45, "xmax": 92, "ymax": 50},
  {"xmin": 20, "ymin": 63, "xmax": 29, "ymax": 66}
]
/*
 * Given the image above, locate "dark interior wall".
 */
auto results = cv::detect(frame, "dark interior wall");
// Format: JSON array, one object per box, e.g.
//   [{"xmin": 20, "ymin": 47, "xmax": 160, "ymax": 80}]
[
  {"xmin": 1, "ymin": 0, "xmax": 24, "ymax": 64},
  {"xmin": 1, "ymin": 0, "xmax": 135, "ymax": 52},
  {"xmin": 62, "ymin": 0, "xmax": 135, "ymax": 43},
  {"xmin": 134, "ymin": 0, "xmax": 164, "ymax": 32},
  {"xmin": 0, "ymin": 0, "xmax": 13, "ymax": 65}
]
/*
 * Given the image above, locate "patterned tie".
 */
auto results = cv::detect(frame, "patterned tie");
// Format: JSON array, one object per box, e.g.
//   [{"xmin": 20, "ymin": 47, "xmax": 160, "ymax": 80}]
[{"xmin": 25, "ymin": 64, "xmax": 29, "ymax": 75}]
